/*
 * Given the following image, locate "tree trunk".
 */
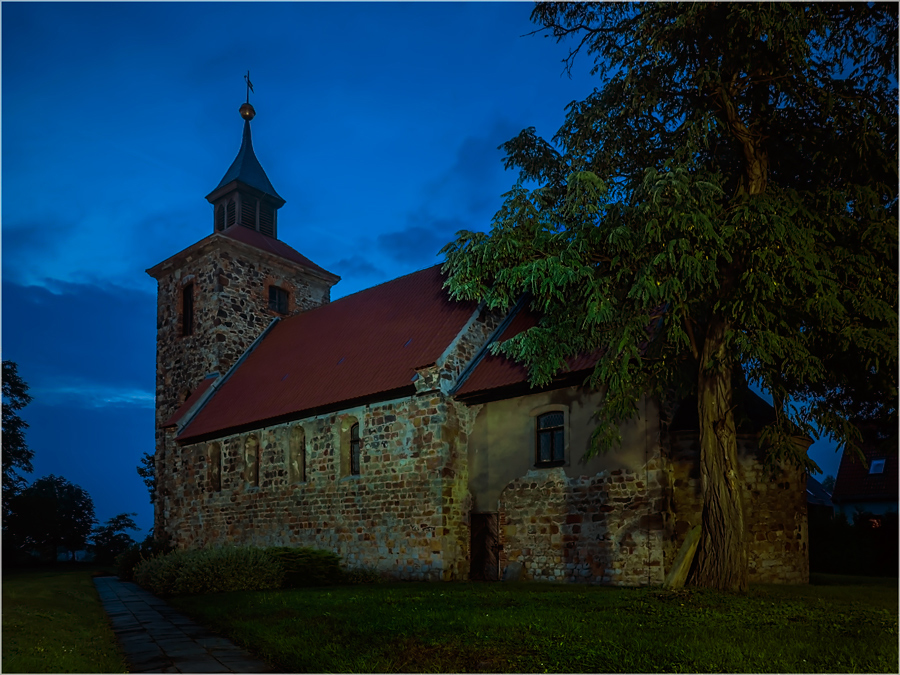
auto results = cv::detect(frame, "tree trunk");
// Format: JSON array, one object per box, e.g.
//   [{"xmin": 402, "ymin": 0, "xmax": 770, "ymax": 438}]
[{"xmin": 691, "ymin": 314, "xmax": 748, "ymax": 591}]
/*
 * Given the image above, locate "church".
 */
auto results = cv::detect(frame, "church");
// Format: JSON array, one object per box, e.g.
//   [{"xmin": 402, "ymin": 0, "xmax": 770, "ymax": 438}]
[{"xmin": 147, "ymin": 98, "xmax": 809, "ymax": 585}]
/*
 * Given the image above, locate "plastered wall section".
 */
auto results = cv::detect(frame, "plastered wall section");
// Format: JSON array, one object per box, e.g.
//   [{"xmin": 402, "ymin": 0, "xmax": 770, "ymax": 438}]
[
  {"xmin": 150, "ymin": 237, "xmax": 334, "ymax": 542},
  {"xmin": 470, "ymin": 392, "xmax": 670, "ymax": 585},
  {"xmin": 666, "ymin": 433, "xmax": 809, "ymax": 584}
]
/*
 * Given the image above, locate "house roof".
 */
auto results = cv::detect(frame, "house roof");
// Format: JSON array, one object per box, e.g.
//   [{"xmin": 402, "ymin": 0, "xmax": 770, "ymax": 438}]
[
  {"xmin": 454, "ymin": 309, "xmax": 598, "ymax": 399},
  {"xmin": 178, "ymin": 265, "xmax": 479, "ymax": 442},
  {"xmin": 831, "ymin": 444, "xmax": 898, "ymax": 504},
  {"xmin": 146, "ymin": 225, "xmax": 336, "ymax": 281},
  {"xmin": 218, "ymin": 226, "xmax": 336, "ymax": 278},
  {"xmin": 210, "ymin": 119, "xmax": 283, "ymax": 202},
  {"xmin": 806, "ymin": 475, "xmax": 834, "ymax": 508},
  {"xmin": 163, "ymin": 375, "xmax": 218, "ymax": 428}
]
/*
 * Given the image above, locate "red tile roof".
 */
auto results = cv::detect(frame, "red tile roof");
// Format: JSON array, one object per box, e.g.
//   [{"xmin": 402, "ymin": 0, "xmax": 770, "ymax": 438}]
[
  {"xmin": 455, "ymin": 309, "xmax": 599, "ymax": 399},
  {"xmin": 178, "ymin": 266, "xmax": 478, "ymax": 442},
  {"xmin": 831, "ymin": 445, "xmax": 898, "ymax": 503},
  {"xmin": 163, "ymin": 375, "xmax": 218, "ymax": 428},
  {"xmin": 219, "ymin": 226, "xmax": 335, "ymax": 278}
]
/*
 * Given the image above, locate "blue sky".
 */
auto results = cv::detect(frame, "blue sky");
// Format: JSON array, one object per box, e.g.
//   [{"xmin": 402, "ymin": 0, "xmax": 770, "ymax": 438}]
[{"xmin": 2, "ymin": 2, "xmax": 841, "ymax": 538}]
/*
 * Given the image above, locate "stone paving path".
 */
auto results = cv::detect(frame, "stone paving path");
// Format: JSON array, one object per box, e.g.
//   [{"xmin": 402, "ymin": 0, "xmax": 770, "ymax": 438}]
[{"xmin": 93, "ymin": 576, "xmax": 275, "ymax": 673}]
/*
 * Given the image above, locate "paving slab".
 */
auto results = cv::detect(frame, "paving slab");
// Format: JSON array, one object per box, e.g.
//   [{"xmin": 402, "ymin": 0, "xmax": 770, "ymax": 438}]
[{"xmin": 93, "ymin": 576, "xmax": 277, "ymax": 673}]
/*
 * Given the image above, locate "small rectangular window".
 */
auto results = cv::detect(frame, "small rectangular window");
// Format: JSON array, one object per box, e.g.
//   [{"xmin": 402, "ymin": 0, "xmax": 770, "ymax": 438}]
[
  {"xmin": 869, "ymin": 458, "xmax": 886, "ymax": 474},
  {"xmin": 269, "ymin": 286, "xmax": 288, "ymax": 314},
  {"xmin": 182, "ymin": 284, "xmax": 194, "ymax": 337},
  {"xmin": 536, "ymin": 412, "xmax": 564, "ymax": 467}
]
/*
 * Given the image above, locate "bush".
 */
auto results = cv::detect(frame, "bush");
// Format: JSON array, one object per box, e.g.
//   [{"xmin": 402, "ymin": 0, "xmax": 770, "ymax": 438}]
[
  {"xmin": 342, "ymin": 567, "xmax": 384, "ymax": 584},
  {"xmin": 133, "ymin": 546, "xmax": 284, "ymax": 596},
  {"xmin": 265, "ymin": 547, "xmax": 344, "ymax": 587},
  {"xmin": 116, "ymin": 534, "xmax": 174, "ymax": 581}
]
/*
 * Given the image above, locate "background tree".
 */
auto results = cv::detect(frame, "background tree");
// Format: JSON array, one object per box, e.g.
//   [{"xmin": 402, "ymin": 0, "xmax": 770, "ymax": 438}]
[
  {"xmin": 137, "ymin": 451, "xmax": 156, "ymax": 503},
  {"xmin": 2, "ymin": 360, "xmax": 34, "ymax": 514},
  {"xmin": 90, "ymin": 512, "xmax": 139, "ymax": 564},
  {"xmin": 820, "ymin": 475, "xmax": 836, "ymax": 494},
  {"xmin": 6, "ymin": 475, "xmax": 96, "ymax": 561},
  {"xmin": 442, "ymin": 2, "xmax": 897, "ymax": 591}
]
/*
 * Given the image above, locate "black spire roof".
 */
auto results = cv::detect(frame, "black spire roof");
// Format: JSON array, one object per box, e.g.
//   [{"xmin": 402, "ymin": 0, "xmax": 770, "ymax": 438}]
[{"xmin": 212, "ymin": 119, "xmax": 283, "ymax": 202}]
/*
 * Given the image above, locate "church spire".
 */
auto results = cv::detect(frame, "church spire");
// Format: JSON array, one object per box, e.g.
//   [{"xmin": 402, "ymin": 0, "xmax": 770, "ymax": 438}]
[{"xmin": 206, "ymin": 74, "xmax": 285, "ymax": 238}]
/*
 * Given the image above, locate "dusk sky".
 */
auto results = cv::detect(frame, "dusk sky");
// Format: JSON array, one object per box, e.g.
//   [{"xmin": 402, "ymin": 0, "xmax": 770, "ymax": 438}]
[{"xmin": 2, "ymin": 1, "xmax": 841, "ymax": 538}]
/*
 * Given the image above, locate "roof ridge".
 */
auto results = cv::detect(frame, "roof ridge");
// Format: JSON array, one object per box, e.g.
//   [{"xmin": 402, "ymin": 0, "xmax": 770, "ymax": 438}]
[{"xmin": 286, "ymin": 264, "xmax": 446, "ymax": 322}]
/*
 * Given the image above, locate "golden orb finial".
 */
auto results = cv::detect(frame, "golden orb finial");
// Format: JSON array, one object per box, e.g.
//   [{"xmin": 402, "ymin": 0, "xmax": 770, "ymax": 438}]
[{"xmin": 240, "ymin": 102, "xmax": 256, "ymax": 121}]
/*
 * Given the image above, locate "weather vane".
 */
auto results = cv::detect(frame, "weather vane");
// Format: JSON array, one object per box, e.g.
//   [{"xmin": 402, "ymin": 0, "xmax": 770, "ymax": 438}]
[
  {"xmin": 244, "ymin": 70, "xmax": 254, "ymax": 103},
  {"xmin": 240, "ymin": 71, "xmax": 256, "ymax": 121}
]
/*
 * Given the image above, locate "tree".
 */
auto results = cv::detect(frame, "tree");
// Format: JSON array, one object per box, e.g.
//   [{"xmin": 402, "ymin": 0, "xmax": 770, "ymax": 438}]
[
  {"xmin": 2, "ymin": 361, "xmax": 34, "ymax": 512},
  {"xmin": 442, "ymin": 3, "xmax": 897, "ymax": 590},
  {"xmin": 91, "ymin": 513, "xmax": 139, "ymax": 564},
  {"xmin": 820, "ymin": 475, "xmax": 836, "ymax": 494},
  {"xmin": 5, "ymin": 475, "xmax": 96, "ymax": 561},
  {"xmin": 137, "ymin": 452, "xmax": 156, "ymax": 504}
]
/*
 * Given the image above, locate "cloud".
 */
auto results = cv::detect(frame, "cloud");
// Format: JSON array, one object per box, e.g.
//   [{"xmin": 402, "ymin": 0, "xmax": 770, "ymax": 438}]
[
  {"xmin": 1, "ymin": 279, "xmax": 156, "ymax": 402},
  {"xmin": 376, "ymin": 216, "xmax": 469, "ymax": 265},
  {"xmin": 329, "ymin": 255, "xmax": 384, "ymax": 279},
  {"xmin": 31, "ymin": 381, "xmax": 155, "ymax": 410}
]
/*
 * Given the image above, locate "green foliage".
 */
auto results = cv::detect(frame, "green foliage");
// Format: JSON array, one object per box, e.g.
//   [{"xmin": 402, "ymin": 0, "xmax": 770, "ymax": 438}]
[
  {"xmin": 116, "ymin": 533, "xmax": 174, "ymax": 582},
  {"xmin": 2, "ymin": 360, "xmax": 34, "ymax": 513},
  {"xmin": 133, "ymin": 546, "xmax": 284, "ymax": 596},
  {"xmin": 265, "ymin": 546, "xmax": 344, "ymax": 588},
  {"xmin": 5, "ymin": 475, "xmax": 96, "ymax": 561},
  {"xmin": 168, "ymin": 579, "xmax": 898, "ymax": 673},
  {"xmin": 136, "ymin": 451, "xmax": 156, "ymax": 504},
  {"xmin": 2, "ymin": 567, "xmax": 128, "ymax": 673},
  {"xmin": 90, "ymin": 513, "xmax": 138, "ymax": 565},
  {"xmin": 442, "ymin": 2, "xmax": 897, "ymax": 470},
  {"xmin": 342, "ymin": 566, "xmax": 385, "ymax": 585}
]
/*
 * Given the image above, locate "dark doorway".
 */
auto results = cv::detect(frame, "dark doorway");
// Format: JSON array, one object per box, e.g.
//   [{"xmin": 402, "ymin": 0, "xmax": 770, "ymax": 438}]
[{"xmin": 470, "ymin": 512, "xmax": 499, "ymax": 581}]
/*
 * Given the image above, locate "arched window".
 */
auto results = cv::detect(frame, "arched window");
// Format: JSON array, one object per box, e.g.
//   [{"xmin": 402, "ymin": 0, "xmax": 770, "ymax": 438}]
[
  {"xmin": 536, "ymin": 411, "xmax": 565, "ymax": 467},
  {"xmin": 243, "ymin": 435, "xmax": 260, "ymax": 487},
  {"xmin": 208, "ymin": 442, "xmax": 222, "ymax": 492},
  {"xmin": 350, "ymin": 423, "xmax": 361, "ymax": 476},
  {"xmin": 339, "ymin": 416, "xmax": 361, "ymax": 477},
  {"xmin": 215, "ymin": 205, "xmax": 225, "ymax": 231},
  {"xmin": 288, "ymin": 426, "xmax": 306, "ymax": 483}
]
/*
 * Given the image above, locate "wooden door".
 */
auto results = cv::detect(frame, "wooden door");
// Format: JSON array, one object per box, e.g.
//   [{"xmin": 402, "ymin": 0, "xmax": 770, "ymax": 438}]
[{"xmin": 470, "ymin": 512, "xmax": 499, "ymax": 581}]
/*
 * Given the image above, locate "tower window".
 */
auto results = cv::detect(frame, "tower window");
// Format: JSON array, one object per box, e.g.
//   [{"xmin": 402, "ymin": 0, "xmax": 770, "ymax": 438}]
[
  {"xmin": 240, "ymin": 198, "xmax": 257, "ymax": 230},
  {"xmin": 182, "ymin": 284, "xmax": 194, "ymax": 337},
  {"xmin": 536, "ymin": 411, "xmax": 564, "ymax": 466},
  {"xmin": 226, "ymin": 200, "xmax": 236, "ymax": 227},
  {"xmin": 215, "ymin": 205, "xmax": 225, "ymax": 231},
  {"xmin": 259, "ymin": 203, "xmax": 275, "ymax": 237},
  {"xmin": 269, "ymin": 286, "xmax": 289, "ymax": 314}
]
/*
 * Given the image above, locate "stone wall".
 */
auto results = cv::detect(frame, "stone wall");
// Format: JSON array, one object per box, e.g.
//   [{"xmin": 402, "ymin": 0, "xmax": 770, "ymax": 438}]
[
  {"xmin": 498, "ymin": 460, "xmax": 670, "ymax": 585},
  {"xmin": 666, "ymin": 433, "xmax": 809, "ymax": 584},
  {"xmin": 160, "ymin": 394, "xmax": 472, "ymax": 580},
  {"xmin": 149, "ymin": 235, "xmax": 335, "ymax": 544}
]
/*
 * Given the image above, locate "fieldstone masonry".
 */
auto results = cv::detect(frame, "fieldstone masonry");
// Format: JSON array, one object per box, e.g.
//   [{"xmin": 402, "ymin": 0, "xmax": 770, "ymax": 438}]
[{"xmin": 148, "ymin": 234, "xmax": 337, "ymax": 537}]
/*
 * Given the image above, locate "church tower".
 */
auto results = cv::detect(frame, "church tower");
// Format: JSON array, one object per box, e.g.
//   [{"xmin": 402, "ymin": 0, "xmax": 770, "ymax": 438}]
[{"xmin": 146, "ymin": 90, "xmax": 339, "ymax": 535}]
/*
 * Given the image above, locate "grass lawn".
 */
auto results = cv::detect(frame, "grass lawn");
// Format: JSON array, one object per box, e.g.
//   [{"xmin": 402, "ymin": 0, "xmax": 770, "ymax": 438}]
[
  {"xmin": 169, "ymin": 574, "xmax": 899, "ymax": 673},
  {"xmin": 2, "ymin": 565, "xmax": 128, "ymax": 674}
]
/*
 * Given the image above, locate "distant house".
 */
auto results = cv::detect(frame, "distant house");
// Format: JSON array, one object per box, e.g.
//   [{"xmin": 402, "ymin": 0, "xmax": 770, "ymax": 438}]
[
  {"xmin": 831, "ymin": 442, "xmax": 898, "ymax": 522},
  {"xmin": 806, "ymin": 475, "xmax": 834, "ymax": 521}
]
